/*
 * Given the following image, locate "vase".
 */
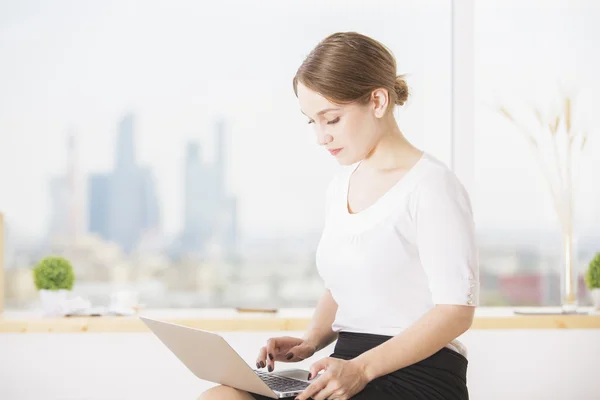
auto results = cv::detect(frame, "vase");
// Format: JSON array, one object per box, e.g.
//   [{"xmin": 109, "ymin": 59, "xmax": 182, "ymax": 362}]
[
  {"xmin": 560, "ymin": 229, "xmax": 579, "ymax": 313},
  {"xmin": 39, "ymin": 289, "xmax": 70, "ymax": 316},
  {"xmin": 591, "ymin": 289, "xmax": 600, "ymax": 311}
]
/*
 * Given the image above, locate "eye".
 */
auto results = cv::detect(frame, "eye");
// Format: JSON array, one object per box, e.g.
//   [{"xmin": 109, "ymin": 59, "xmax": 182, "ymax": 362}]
[
  {"xmin": 327, "ymin": 117, "xmax": 340, "ymax": 125},
  {"xmin": 307, "ymin": 120, "xmax": 314, "ymax": 125}
]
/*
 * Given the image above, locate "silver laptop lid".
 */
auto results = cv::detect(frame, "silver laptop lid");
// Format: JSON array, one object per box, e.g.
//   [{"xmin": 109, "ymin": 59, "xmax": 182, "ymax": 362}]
[{"xmin": 140, "ymin": 316, "xmax": 279, "ymax": 398}]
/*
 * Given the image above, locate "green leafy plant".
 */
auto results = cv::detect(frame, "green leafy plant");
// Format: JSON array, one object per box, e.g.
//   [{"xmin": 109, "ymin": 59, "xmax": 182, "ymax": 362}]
[
  {"xmin": 585, "ymin": 253, "xmax": 600, "ymax": 290},
  {"xmin": 33, "ymin": 256, "xmax": 75, "ymax": 291}
]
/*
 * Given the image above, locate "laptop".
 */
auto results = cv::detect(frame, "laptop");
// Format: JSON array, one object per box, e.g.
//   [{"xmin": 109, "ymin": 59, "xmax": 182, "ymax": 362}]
[{"xmin": 140, "ymin": 316, "xmax": 312, "ymax": 399}]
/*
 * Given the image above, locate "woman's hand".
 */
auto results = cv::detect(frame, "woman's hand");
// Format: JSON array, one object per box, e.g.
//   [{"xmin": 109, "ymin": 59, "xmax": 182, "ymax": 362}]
[
  {"xmin": 256, "ymin": 336, "xmax": 317, "ymax": 372},
  {"xmin": 295, "ymin": 357, "xmax": 370, "ymax": 400}
]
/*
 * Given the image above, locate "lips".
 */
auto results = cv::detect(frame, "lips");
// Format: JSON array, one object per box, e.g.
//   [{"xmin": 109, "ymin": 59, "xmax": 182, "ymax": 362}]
[{"xmin": 328, "ymin": 148, "xmax": 342, "ymax": 156}]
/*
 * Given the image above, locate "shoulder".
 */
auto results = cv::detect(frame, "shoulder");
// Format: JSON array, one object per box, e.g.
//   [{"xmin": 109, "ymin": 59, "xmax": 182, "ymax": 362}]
[{"xmin": 411, "ymin": 153, "xmax": 472, "ymax": 211}]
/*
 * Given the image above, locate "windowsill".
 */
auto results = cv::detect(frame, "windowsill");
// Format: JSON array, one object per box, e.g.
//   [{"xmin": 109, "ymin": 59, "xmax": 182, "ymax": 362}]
[{"xmin": 1, "ymin": 307, "xmax": 599, "ymax": 333}]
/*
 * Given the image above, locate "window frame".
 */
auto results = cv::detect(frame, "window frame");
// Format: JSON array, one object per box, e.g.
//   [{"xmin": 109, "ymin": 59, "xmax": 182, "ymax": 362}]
[
  {"xmin": 1, "ymin": 212, "xmax": 5, "ymax": 314},
  {"xmin": 450, "ymin": 0, "xmax": 475, "ymax": 198},
  {"xmin": 0, "ymin": 2, "xmax": 475, "ymax": 313}
]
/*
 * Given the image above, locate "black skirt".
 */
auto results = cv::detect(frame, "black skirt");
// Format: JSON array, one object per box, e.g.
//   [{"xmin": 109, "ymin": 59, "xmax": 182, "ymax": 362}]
[{"xmin": 251, "ymin": 331, "xmax": 469, "ymax": 400}]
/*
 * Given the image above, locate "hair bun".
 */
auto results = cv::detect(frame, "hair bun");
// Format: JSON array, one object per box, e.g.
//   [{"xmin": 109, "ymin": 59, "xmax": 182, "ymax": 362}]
[{"xmin": 394, "ymin": 75, "xmax": 409, "ymax": 106}]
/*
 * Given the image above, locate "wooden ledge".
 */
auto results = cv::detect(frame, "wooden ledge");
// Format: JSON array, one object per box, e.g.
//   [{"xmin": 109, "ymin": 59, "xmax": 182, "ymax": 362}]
[{"xmin": 1, "ymin": 307, "xmax": 599, "ymax": 333}]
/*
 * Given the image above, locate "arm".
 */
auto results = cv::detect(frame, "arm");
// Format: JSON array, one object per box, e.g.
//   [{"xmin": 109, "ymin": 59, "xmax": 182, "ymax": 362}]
[
  {"xmin": 297, "ymin": 171, "xmax": 480, "ymax": 400},
  {"xmin": 301, "ymin": 177, "xmax": 340, "ymax": 353},
  {"xmin": 355, "ymin": 170, "xmax": 479, "ymax": 380},
  {"xmin": 351, "ymin": 305, "xmax": 474, "ymax": 381},
  {"xmin": 299, "ymin": 305, "xmax": 475, "ymax": 400},
  {"xmin": 302, "ymin": 289, "xmax": 339, "ymax": 352},
  {"xmin": 298, "ymin": 170, "xmax": 480, "ymax": 400},
  {"xmin": 258, "ymin": 289, "xmax": 338, "ymax": 371}
]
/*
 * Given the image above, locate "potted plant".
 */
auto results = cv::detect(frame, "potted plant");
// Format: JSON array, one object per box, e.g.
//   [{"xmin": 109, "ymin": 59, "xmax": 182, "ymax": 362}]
[
  {"xmin": 33, "ymin": 256, "xmax": 75, "ymax": 316},
  {"xmin": 585, "ymin": 253, "xmax": 600, "ymax": 310}
]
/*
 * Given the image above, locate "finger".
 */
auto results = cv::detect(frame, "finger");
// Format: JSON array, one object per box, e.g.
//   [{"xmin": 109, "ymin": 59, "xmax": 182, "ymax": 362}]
[
  {"xmin": 284, "ymin": 343, "xmax": 312, "ymax": 362},
  {"xmin": 295, "ymin": 374, "xmax": 329, "ymax": 400},
  {"xmin": 255, "ymin": 346, "xmax": 267, "ymax": 369},
  {"xmin": 313, "ymin": 382, "xmax": 337, "ymax": 400},
  {"xmin": 308, "ymin": 357, "xmax": 331, "ymax": 380},
  {"xmin": 265, "ymin": 338, "xmax": 279, "ymax": 371}
]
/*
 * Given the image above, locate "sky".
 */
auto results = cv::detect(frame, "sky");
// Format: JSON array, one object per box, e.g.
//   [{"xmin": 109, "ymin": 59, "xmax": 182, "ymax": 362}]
[{"xmin": 0, "ymin": 0, "xmax": 599, "ymax": 242}]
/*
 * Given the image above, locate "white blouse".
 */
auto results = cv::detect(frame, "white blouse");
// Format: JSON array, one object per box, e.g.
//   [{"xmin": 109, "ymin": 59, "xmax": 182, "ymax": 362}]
[{"xmin": 315, "ymin": 152, "xmax": 480, "ymax": 357}]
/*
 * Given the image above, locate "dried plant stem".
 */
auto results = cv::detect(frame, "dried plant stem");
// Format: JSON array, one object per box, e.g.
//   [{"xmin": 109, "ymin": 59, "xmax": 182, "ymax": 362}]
[{"xmin": 498, "ymin": 93, "xmax": 587, "ymax": 310}]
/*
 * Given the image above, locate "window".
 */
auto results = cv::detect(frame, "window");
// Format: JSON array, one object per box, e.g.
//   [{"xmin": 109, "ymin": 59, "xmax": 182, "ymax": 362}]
[
  {"xmin": 473, "ymin": 0, "xmax": 599, "ymax": 306},
  {"xmin": 0, "ymin": 1, "xmax": 452, "ymax": 309}
]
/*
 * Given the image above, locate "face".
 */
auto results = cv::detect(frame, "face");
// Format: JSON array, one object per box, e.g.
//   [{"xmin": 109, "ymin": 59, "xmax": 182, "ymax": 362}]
[{"xmin": 297, "ymin": 82, "xmax": 387, "ymax": 166}]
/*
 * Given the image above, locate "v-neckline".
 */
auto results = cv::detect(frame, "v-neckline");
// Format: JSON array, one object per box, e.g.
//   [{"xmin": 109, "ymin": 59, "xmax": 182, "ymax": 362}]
[{"xmin": 343, "ymin": 152, "xmax": 426, "ymax": 217}]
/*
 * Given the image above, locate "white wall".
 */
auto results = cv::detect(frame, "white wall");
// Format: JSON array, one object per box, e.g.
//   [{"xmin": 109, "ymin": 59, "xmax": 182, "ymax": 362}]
[{"xmin": 1, "ymin": 330, "xmax": 598, "ymax": 400}]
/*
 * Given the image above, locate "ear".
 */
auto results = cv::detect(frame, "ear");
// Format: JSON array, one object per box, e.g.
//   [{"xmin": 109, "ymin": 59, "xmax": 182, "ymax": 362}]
[{"xmin": 371, "ymin": 88, "xmax": 389, "ymax": 118}]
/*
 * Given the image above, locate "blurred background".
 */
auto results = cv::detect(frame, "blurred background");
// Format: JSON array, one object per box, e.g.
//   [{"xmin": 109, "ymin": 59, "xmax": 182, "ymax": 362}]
[{"xmin": 1, "ymin": 0, "xmax": 599, "ymax": 311}]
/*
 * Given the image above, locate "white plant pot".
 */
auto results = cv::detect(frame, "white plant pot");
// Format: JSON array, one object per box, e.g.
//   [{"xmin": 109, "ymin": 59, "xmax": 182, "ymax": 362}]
[
  {"xmin": 592, "ymin": 289, "xmax": 600, "ymax": 311},
  {"xmin": 39, "ymin": 289, "xmax": 71, "ymax": 316}
]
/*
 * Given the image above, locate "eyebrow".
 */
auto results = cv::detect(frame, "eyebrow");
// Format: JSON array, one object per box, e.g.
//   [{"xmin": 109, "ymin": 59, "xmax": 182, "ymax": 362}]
[{"xmin": 301, "ymin": 108, "xmax": 340, "ymax": 118}]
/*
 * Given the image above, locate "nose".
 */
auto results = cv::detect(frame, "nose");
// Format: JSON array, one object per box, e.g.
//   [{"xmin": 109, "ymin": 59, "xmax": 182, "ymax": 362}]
[{"xmin": 316, "ymin": 129, "xmax": 333, "ymax": 146}]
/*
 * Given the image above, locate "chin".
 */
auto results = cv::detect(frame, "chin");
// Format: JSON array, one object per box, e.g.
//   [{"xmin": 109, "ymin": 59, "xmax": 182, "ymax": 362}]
[
  {"xmin": 336, "ymin": 155, "xmax": 359, "ymax": 166},
  {"xmin": 337, "ymin": 155, "xmax": 361, "ymax": 166}
]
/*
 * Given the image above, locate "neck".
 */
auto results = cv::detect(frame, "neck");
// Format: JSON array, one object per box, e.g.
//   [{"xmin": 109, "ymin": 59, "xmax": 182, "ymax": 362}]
[{"xmin": 361, "ymin": 116, "xmax": 422, "ymax": 171}]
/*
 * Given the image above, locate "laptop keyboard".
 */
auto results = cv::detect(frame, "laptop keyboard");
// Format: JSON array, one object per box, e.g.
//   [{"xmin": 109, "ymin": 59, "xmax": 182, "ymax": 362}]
[{"xmin": 255, "ymin": 370, "xmax": 310, "ymax": 392}]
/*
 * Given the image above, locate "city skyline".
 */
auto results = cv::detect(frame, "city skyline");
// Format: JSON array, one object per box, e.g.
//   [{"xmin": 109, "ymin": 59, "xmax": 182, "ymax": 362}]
[
  {"xmin": 178, "ymin": 118, "xmax": 238, "ymax": 257},
  {"xmin": 1, "ymin": 0, "xmax": 600, "ymax": 241},
  {"xmin": 3, "ymin": 109, "xmax": 598, "ymax": 263},
  {"xmin": 88, "ymin": 113, "xmax": 161, "ymax": 253},
  {"xmin": 43, "ymin": 112, "xmax": 240, "ymax": 257},
  {"xmin": 1, "ymin": 0, "xmax": 599, "ymax": 311}
]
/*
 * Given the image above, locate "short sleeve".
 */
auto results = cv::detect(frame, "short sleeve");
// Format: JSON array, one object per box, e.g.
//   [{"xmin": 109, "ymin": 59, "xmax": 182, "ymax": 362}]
[{"xmin": 412, "ymin": 169, "xmax": 480, "ymax": 306}]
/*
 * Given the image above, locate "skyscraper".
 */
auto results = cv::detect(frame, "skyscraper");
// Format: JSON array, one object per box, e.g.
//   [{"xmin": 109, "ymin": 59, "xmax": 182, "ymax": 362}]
[
  {"xmin": 214, "ymin": 119, "xmax": 237, "ymax": 254},
  {"xmin": 182, "ymin": 142, "xmax": 212, "ymax": 253},
  {"xmin": 215, "ymin": 118, "xmax": 227, "ymax": 197},
  {"xmin": 115, "ymin": 113, "xmax": 136, "ymax": 170},
  {"xmin": 88, "ymin": 173, "xmax": 111, "ymax": 239},
  {"xmin": 140, "ymin": 167, "xmax": 161, "ymax": 231},
  {"xmin": 88, "ymin": 113, "xmax": 160, "ymax": 253},
  {"xmin": 48, "ymin": 132, "xmax": 83, "ymax": 238},
  {"xmin": 48, "ymin": 175, "xmax": 69, "ymax": 236},
  {"xmin": 180, "ymin": 119, "xmax": 238, "ymax": 257}
]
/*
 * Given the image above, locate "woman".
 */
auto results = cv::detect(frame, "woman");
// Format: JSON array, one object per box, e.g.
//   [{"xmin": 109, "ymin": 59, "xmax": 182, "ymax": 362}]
[{"xmin": 199, "ymin": 31, "xmax": 478, "ymax": 400}]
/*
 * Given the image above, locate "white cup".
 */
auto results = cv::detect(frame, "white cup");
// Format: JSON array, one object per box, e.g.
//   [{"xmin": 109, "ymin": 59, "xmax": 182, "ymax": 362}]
[{"xmin": 110, "ymin": 290, "xmax": 139, "ymax": 310}]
